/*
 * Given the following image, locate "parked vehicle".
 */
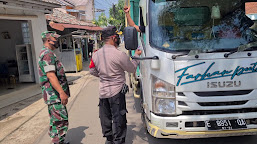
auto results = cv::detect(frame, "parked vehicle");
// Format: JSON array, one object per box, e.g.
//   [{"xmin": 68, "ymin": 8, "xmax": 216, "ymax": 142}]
[{"xmin": 124, "ymin": 0, "xmax": 257, "ymax": 138}]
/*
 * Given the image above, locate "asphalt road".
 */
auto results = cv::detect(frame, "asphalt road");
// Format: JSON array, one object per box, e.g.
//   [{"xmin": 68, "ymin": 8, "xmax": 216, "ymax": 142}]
[{"xmin": 49, "ymin": 75, "xmax": 257, "ymax": 144}]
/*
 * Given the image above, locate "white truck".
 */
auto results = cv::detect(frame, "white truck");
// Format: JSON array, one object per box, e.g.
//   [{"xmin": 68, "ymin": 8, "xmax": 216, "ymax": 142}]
[{"xmin": 124, "ymin": 0, "xmax": 257, "ymax": 138}]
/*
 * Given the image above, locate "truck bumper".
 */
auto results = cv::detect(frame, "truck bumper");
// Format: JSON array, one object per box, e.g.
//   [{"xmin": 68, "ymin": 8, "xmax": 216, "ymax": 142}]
[{"xmin": 146, "ymin": 113, "xmax": 257, "ymax": 139}]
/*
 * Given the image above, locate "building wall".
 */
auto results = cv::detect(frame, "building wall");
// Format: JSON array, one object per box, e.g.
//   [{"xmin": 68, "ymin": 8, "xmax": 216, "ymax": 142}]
[
  {"xmin": 75, "ymin": 0, "xmax": 94, "ymax": 22},
  {"xmin": 0, "ymin": 9, "xmax": 48, "ymax": 83},
  {"xmin": 0, "ymin": 20, "xmax": 23, "ymax": 63},
  {"xmin": 65, "ymin": 0, "xmax": 95, "ymax": 21},
  {"xmin": 30, "ymin": 14, "xmax": 48, "ymax": 84}
]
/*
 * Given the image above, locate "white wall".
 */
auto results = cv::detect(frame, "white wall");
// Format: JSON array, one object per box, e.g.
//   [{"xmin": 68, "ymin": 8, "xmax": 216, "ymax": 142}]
[
  {"xmin": 30, "ymin": 13, "xmax": 48, "ymax": 84},
  {"xmin": 0, "ymin": 8, "xmax": 48, "ymax": 83},
  {"xmin": 0, "ymin": 20, "xmax": 23, "ymax": 63}
]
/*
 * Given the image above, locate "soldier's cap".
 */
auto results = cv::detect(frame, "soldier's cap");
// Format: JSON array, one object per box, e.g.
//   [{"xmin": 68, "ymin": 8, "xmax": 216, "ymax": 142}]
[
  {"xmin": 101, "ymin": 26, "xmax": 118, "ymax": 40},
  {"xmin": 41, "ymin": 31, "xmax": 60, "ymax": 39}
]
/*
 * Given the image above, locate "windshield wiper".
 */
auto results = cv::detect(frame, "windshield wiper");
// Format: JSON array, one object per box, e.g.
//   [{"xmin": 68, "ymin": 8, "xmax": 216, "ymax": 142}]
[
  {"xmin": 172, "ymin": 50, "xmax": 201, "ymax": 59},
  {"xmin": 224, "ymin": 41, "xmax": 257, "ymax": 58}
]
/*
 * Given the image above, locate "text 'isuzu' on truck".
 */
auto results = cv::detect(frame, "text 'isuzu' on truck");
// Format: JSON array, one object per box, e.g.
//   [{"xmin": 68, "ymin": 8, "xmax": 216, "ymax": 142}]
[{"xmin": 124, "ymin": 0, "xmax": 257, "ymax": 138}]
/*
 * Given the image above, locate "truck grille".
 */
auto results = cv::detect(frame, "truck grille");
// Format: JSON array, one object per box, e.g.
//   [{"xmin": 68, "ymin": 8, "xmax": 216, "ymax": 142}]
[
  {"xmin": 181, "ymin": 108, "xmax": 257, "ymax": 115},
  {"xmin": 179, "ymin": 89, "xmax": 256, "ymax": 116},
  {"xmin": 193, "ymin": 90, "xmax": 252, "ymax": 97},
  {"xmin": 198, "ymin": 101, "xmax": 248, "ymax": 106}
]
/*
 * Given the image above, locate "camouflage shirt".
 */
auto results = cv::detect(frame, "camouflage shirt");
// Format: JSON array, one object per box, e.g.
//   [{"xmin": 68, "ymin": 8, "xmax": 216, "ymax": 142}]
[{"xmin": 38, "ymin": 46, "xmax": 70, "ymax": 105}]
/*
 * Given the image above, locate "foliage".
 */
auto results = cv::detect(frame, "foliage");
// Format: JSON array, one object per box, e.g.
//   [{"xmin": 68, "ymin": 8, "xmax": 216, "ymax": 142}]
[
  {"xmin": 108, "ymin": 0, "xmax": 125, "ymax": 31},
  {"xmin": 93, "ymin": 0, "xmax": 126, "ymax": 31},
  {"xmin": 92, "ymin": 12, "xmax": 108, "ymax": 27}
]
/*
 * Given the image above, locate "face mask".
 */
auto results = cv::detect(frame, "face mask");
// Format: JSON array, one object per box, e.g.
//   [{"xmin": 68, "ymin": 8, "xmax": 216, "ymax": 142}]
[
  {"xmin": 115, "ymin": 35, "xmax": 121, "ymax": 47},
  {"xmin": 50, "ymin": 40, "xmax": 59, "ymax": 48}
]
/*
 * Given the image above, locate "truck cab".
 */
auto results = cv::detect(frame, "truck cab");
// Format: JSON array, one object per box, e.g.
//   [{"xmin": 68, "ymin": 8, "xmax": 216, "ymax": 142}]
[{"xmin": 125, "ymin": 0, "xmax": 257, "ymax": 138}]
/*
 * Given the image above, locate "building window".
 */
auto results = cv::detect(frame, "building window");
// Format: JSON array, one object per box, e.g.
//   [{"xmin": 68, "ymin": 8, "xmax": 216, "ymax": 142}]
[{"xmin": 21, "ymin": 22, "xmax": 30, "ymax": 44}]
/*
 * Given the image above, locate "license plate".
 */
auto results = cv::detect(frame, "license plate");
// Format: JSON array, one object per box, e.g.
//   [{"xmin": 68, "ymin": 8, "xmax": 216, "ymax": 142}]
[{"xmin": 206, "ymin": 119, "xmax": 247, "ymax": 130}]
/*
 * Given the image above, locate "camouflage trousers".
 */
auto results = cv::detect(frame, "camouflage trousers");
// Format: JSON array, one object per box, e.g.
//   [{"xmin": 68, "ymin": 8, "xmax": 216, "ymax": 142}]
[{"xmin": 48, "ymin": 103, "xmax": 69, "ymax": 144}]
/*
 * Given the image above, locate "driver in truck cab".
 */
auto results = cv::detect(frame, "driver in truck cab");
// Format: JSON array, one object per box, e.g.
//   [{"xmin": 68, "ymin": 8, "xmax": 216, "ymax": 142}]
[{"xmin": 124, "ymin": 5, "xmax": 145, "ymax": 33}]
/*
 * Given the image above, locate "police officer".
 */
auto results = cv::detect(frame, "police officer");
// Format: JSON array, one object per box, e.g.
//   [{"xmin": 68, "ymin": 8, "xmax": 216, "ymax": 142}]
[
  {"xmin": 38, "ymin": 31, "xmax": 70, "ymax": 144},
  {"xmin": 89, "ymin": 26, "xmax": 142, "ymax": 144}
]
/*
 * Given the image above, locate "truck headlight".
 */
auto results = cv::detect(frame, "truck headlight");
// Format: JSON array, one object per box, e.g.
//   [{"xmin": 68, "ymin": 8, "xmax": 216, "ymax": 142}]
[
  {"xmin": 152, "ymin": 75, "xmax": 176, "ymax": 115},
  {"xmin": 155, "ymin": 99, "xmax": 176, "ymax": 114}
]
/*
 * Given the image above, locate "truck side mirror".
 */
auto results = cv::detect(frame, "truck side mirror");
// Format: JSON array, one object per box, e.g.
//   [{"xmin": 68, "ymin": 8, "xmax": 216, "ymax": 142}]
[{"xmin": 124, "ymin": 27, "xmax": 138, "ymax": 50}]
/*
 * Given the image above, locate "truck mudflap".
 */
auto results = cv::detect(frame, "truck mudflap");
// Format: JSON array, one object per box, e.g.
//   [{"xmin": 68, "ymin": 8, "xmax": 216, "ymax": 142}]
[{"xmin": 145, "ymin": 117, "xmax": 257, "ymax": 139}]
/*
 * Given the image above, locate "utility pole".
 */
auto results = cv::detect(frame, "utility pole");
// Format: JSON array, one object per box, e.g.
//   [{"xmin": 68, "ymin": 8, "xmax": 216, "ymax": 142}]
[
  {"xmin": 92, "ymin": 0, "xmax": 95, "ymax": 20},
  {"xmin": 113, "ymin": 4, "xmax": 116, "ymax": 19}
]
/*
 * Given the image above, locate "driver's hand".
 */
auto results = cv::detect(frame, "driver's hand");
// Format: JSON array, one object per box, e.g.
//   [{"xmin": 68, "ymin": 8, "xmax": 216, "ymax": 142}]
[
  {"xmin": 135, "ymin": 49, "xmax": 142, "ymax": 56},
  {"xmin": 124, "ymin": 5, "xmax": 130, "ymax": 13}
]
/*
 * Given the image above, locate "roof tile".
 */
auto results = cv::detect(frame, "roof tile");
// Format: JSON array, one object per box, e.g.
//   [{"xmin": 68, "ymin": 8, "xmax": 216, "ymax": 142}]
[
  {"xmin": 63, "ymin": 0, "xmax": 90, "ymax": 6},
  {"xmin": 40, "ymin": 0, "xmax": 61, "ymax": 5},
  {"xmin": 46, "ymin": 8, "xmax": 96, "ymax": 27}
]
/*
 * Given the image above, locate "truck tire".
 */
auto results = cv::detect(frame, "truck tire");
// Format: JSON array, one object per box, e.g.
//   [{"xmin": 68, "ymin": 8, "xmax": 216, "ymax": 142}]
[
  {"xmin": 140, "ymin": 83, "xmax": 147, "ymax": 131},
  {"xmin": 128, "ymin": 73, "xmax": 133, "ymax": 88}
]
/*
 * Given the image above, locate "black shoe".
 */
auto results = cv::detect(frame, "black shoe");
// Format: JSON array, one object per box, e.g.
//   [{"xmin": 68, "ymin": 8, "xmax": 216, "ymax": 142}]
[
  {"xmin": 105, "ymin": 135, "xmax": 113, "ymax": 144},
  {"xmin": 105, "ymin": 140, "xmax": 113, "ymax": 144}
]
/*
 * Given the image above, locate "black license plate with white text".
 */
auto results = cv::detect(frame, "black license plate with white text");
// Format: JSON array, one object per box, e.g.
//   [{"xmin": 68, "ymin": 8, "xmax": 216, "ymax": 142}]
[{"xmin": 206, "ymin": 119, "xmax": 247, "ymax": 130}]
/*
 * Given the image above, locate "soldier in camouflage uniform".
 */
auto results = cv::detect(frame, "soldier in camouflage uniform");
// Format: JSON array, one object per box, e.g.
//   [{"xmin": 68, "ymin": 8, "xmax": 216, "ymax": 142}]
[{"xmin": 38, "ymin": 31, "xmax": 70, "ymax": 144}]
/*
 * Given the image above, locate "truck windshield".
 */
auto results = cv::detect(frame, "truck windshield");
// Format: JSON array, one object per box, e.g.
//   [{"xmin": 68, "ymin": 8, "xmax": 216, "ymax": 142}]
[{"xmin": 149, "ymin": 0, "xmax": 257, "ymax": 52}]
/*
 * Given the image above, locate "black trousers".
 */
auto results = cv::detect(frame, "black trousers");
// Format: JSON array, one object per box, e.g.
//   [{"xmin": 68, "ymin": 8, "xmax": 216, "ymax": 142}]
[{"xmin": 99, "ymin": 92, "xmax": 127, "ymax": 144}]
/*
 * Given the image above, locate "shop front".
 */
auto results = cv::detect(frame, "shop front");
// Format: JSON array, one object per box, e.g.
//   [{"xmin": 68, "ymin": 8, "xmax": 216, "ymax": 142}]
[{"xmin": 59, "ymin": 33, "xmax": 88, "ymax": 72}]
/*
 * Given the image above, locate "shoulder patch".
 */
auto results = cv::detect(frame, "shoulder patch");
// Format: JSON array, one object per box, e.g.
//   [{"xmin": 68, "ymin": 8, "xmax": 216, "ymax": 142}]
[{"xmin": 89, "ymin": 59, "xmax": 95, "ymax": 68}]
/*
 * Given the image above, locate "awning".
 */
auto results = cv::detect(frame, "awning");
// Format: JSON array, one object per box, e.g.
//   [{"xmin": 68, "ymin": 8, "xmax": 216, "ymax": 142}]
[{"xmin": 49, "ymin": 22, "xmax": 103, "ymax": 31}]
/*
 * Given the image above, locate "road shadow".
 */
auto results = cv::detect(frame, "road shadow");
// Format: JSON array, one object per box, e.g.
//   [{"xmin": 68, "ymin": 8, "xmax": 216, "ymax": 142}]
[
  {"xmin": 127, "ymin": 123, "xmax": 256, "ymax": 144},
  {"xmin": 66, "ymin": 126, "xmax": 89, "ymax": 144},
  {"xmin": 146, "ymin": 135, "xmax": 256, "ymax": 144},
  {"xmin": 126, "ymin": 124, "xmax": 148, "ymax": 144},
  {"xmin": 82, "ymin": 61, "xmax": 90, "ymax": 71},
  {"xmin": 66, "ymin": 76, "xmax": 82, "ymax": 85},
  {"xmin": 132, "ymin": 94, "xmax": 142, "ymax": 114}
]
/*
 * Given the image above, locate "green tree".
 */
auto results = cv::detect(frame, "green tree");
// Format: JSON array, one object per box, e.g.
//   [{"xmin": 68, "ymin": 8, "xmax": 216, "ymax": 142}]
[
  {"xmin": 108, "ymin": 0, "xmax": 125, "ymax": 31},
  {"xmin": 93, "ymin": 0, "xmax": 126, "ymax": 31},
  {"xmin": 93, "ymin": 12, "xmax": 108, "ymax": 27}
]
